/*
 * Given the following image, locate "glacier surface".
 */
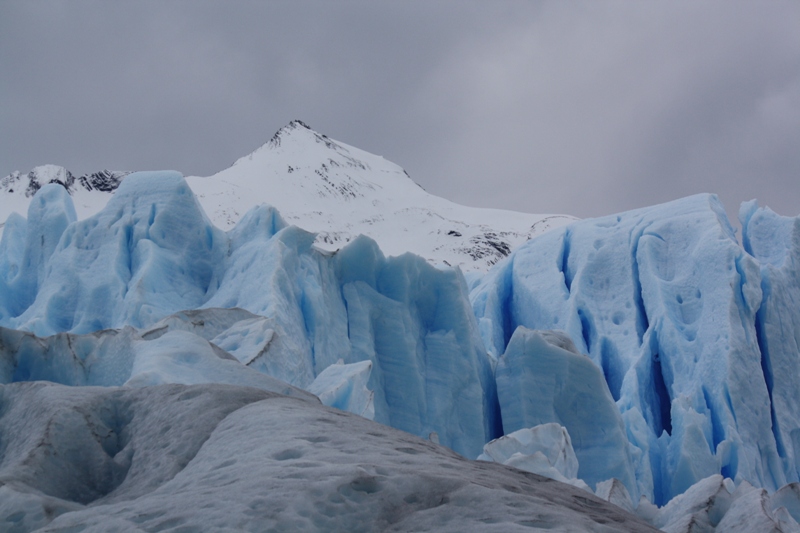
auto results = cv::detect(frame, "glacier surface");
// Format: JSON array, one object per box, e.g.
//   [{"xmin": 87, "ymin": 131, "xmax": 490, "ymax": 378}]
[{"xmin": 0, "ymin": 382, "xmax": 659, "ymax": 532}]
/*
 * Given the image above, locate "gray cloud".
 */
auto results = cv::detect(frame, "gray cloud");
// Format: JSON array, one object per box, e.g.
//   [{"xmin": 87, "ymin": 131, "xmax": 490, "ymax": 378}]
[{"xmin": 1, "ymin": 1, "xmax": 798, "ymax": 222}]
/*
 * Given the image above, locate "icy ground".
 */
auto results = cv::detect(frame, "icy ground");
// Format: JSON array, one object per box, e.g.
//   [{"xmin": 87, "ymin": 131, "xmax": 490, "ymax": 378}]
[{"xmin": 0, "ymin": 382, "xmax": 657, "ymax": 533}]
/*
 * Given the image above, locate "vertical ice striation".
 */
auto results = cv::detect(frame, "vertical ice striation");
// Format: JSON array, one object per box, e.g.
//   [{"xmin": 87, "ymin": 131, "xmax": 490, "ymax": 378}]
[
  {"xmin": 0, "ymin": 184, "xmax": 76, "ymax": 320},
  {"xmin": 741, "ymin": 202, "xmax": 800, "ymax": 485},
  {"xmin": 495, "ymin": 327, "xmax": 636, "ymax": 495},
  {"xmin": 6, "ymin": 172, "xmax": 227, "ymax": 335}
]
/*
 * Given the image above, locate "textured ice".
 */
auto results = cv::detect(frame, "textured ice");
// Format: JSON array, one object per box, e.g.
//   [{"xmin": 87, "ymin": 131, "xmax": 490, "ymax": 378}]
[
  {"xmin": 472, "ymin": 193, "xmax": 800, "ymax": 505},
  {"xmin": 638, "ymin": 473, "xmax": 800, "ymax": 531},
  {"xmin": 715, "ymin": 481, "xmax": 800, "ymax": 533},
  {"xmin": 2, "ymin": 171, "xmax": 227, "ymax": 335},
  {"xmin": 0, "ymin": 382, "xmax": 658, "ymax": 532},
  {"xmin": 650, "ymin": 475, "xmax": 733, "ymax": 532},
  {"xmin": 0, "ymin": 184, "xmax": 76, "ymax": 322},
  {"xmin": 772, "ymin": 484, "xmax": 800, "ymax": 525},
  {"xmin": 479, "ymin": 424, "xmax": 580, "ymax": 480},
  {"xmin": 477, "ymin": 423, "xmax": 591, "ymax": 492},
  {"xmin": 0, "ymin": 321, "xmax": 315, "ymax": 401},
  {"xmin": 595, "ymin": 479, "xmax": 635, "ymax": 515},
  {"xmin": 496, "ymin": 327, "xmax": 636, "ymax": 495},
  {"xmin": 5, "ymin": 167, "xmax": 800, "ymax": 522},
  {"xmin": 139, "ymin": 307, "xmax": 278, "ymax": 367},
  {"xmin": 308, "ymin": 359, "xmax": 375, "ymax": 420},
  {"xmin": 741, "ymin": 202, "xmax": 800, "ymax": 487}
]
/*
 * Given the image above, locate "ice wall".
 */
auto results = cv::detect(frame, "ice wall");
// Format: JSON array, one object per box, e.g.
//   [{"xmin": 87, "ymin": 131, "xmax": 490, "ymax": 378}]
[
  {"xmin": 741, "ymin": 202, "xmax": 800, "ymax": 486},
  {"xmin": 0, "ymin": 185, "xmax": 76, "ymax": 321},
  {"xmin": 3, "ymin": 172, "xmax": 227, "ymax": 334},
  {"xmin": 0, "ymin": 172, "xmax": 498, "ymax": 459},
  {"xmin": 496, "ymin": 327, "xmax": 636, "ymax": 494},
  {"xmin": 472, "ymin": 194, "xmax": 799, "ymax": 505}
]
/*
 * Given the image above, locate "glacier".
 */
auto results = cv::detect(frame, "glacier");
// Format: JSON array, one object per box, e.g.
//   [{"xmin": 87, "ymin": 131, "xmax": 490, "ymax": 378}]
[
  {"xmin": 477, "ymin": 423, "xmax": 592, "ymax": 492},
  {"xmin": 494, "ymin": 328, "xmax": 636, "ymax": 494},
  {"xmin": 1, "ymin": 164, "xmax": 799, "ymax": 530}
]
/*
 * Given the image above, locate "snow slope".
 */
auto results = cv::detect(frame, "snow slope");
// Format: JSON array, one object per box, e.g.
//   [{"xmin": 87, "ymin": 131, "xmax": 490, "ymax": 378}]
[{"xmin": 0, "ymin": 121, "xmax": 574, "ymax": 272}]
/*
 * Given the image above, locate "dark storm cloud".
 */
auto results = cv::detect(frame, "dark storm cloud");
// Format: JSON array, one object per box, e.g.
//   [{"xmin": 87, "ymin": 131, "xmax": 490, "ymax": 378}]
[{"xmin": 1, "ymin": 1, "xmax": 799, "ymax": 222}]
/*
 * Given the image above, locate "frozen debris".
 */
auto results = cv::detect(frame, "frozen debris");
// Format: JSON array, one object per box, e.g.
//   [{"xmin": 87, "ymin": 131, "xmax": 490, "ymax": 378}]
[{"xmin": 308, "ymin": 359, "xmax": 375, "ymax": 420}]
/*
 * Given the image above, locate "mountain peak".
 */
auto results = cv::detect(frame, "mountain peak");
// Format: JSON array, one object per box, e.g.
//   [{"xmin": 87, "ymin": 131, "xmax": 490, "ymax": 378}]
[
  {"xmin": 235, "ymin": 121, "xmax": 348, "ymax": 167},
  {"xmin": 268, "ymin": 119, "xmax": 313, "ymax": 145}
]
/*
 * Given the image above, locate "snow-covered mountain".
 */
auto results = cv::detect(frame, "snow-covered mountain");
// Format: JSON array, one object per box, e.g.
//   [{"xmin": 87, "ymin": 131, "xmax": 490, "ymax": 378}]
[
  {"xmin": 0, "ymin": 165, "xmax": 129, "ymax": 224},
  {"xmin": 0, "ymin": 121, "xmax": 574, "ymax": 272},
  {"xmin": 187, "ymin": 120, "xmax": 574, "ymax": 271}
]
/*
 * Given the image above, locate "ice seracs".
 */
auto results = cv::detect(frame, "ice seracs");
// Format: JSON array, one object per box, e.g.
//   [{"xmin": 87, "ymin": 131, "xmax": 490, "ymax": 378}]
[
  {"xmin": 0, "ymin": 318, "xmax": 315, "ymax": 401},
  {"xmin": 477, "ymin": 423, "xmax": 592, "ymax": 492},
  {"xmin": 494, "ymin": 327, "xmax": 637, "ymax": 496},
  {"xmin": 308, "ymin": 359, "xmax": 375, "ymax": 420},
  {"xmin": 740, "ymin": 201, "xmax": 800, "ymax": 488},
  {"xmin": 4, "ymin": 170, "xmax": 800, "ymax": 516}
]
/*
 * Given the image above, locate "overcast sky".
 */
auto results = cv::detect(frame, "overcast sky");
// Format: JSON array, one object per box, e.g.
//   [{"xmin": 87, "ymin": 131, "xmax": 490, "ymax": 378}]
[{"xmin": 2, "ymin": 1, "xmax": 799, "ymax": 221}]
